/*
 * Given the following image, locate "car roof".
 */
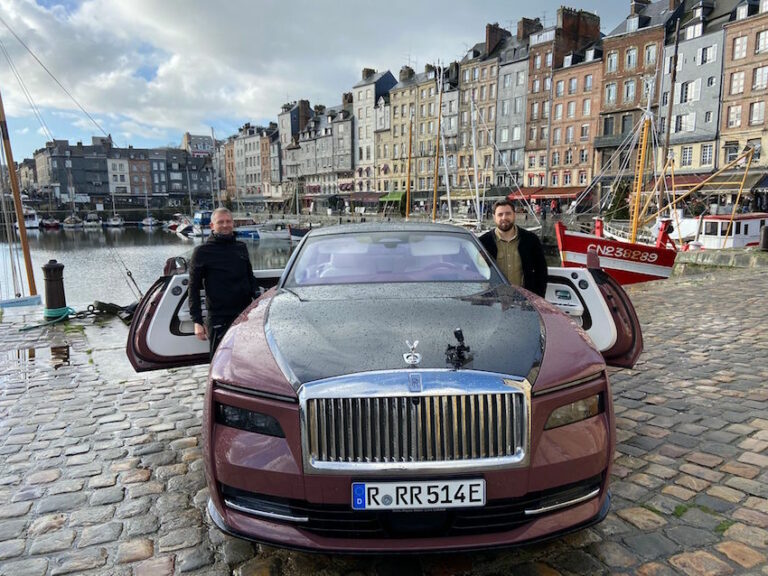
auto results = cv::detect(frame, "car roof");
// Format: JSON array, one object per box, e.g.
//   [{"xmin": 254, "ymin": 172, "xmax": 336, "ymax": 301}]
[{"xmin": 307, "ymin": 222, "xmax": 476, "ymax": 238}]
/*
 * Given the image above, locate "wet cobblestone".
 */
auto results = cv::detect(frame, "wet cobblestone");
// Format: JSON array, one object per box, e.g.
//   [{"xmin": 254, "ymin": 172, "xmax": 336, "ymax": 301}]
[{"xmin": 1, "ymin": 268, "xmax": 768, "ymax": 574}]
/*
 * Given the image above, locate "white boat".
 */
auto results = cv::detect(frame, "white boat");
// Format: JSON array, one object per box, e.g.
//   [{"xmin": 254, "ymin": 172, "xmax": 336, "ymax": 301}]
[
  {"xmin": 235, "ymin": 220, "xmax": 292, "ymax": 240},
  {"xmin": 104, "ymin": 215, "xmax": 125, "ymax": 228},
  {"xmin": 83, "ymin": 212, "xmax": 103, "ymax": 230},
  {"xmin": 681, "ymin": 212, "xmax": 768, "ymax": 250},
  {"xmin": 62, "ymin": 214, "xmax": 84, "ymax": 229},
  {"xmin": 141, "ymin": 216, "xmax": 161, "ymax": 228},
  {"xmin": 14, "ymin": 206, "xmax": 40, "ymax": 230}
]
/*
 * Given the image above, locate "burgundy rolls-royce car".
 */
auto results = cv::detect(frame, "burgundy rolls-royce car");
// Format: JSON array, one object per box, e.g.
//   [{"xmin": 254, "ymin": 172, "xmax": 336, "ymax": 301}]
[{"xmin": 127, "ymin": 223, "xmax": 642, "ymax": 552}]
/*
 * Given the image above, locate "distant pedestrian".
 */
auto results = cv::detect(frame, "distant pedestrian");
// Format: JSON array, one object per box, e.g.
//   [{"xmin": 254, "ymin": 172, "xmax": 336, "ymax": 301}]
[{"xmin": 188, "ymin": 208, "xmax": 258, "ymax": 359}]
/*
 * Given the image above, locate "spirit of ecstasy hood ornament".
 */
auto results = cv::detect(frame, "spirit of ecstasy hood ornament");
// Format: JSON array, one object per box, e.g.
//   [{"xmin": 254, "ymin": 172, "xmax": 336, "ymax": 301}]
[{"xmin": 403, "ymin": 340, "xmax": 421, "ymax": 366}]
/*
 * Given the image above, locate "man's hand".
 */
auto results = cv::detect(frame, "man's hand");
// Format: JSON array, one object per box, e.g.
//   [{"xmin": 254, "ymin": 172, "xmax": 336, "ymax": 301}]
[{"xmin": 194, "ymin": 323, "xmax": 207, "ymax": 341}]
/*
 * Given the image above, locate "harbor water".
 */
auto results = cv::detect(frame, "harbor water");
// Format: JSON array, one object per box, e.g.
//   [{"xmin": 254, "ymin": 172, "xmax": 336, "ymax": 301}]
[{"xmin": 0, "ymin": 227, "xmax": 296, "ymax": 308}]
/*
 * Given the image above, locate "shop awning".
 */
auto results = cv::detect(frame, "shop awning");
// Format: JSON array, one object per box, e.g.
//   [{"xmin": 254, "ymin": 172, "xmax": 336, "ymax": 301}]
[
  {"xmin": 379, "ymin": 191, "xmax": 406, "ymax": 202},
  {"xmin": 507, "ymin": 187, "xmax": 582, "ymax": 200}
]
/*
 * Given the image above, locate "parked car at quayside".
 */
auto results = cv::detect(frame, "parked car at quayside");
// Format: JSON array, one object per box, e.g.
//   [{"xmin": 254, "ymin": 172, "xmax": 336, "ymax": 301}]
[{"xmin": 127, "ymin": 223, "xmax": 642, "ymax": 553}]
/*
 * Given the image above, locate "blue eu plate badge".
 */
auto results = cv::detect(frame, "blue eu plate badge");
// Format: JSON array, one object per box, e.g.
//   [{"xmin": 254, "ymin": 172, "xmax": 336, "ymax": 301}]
[{"xmin": 352, "ymin": 483, "xmax": 366, "ymax": 510}]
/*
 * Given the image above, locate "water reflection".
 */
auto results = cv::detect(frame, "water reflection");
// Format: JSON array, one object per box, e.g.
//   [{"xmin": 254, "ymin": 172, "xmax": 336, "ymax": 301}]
[{"xmin": 0, "ymin": 227, "xmax": 296, "ymax": 308}]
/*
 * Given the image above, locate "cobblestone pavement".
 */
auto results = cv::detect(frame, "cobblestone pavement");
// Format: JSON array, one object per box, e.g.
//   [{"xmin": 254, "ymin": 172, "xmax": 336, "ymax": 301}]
[{"xmin": 1, "ymin": 268, "xmax": 768, "ymax": 575}]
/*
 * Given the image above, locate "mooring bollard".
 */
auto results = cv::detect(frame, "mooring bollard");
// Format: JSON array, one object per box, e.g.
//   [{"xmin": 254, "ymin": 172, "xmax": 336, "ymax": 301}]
[
  {"xmin": 42, "ymin": 260, "xmax": 67, "ymax": 320},
  {"xmin": 761, "ymin": 225, "xmax": 768, "ymax": 252}
]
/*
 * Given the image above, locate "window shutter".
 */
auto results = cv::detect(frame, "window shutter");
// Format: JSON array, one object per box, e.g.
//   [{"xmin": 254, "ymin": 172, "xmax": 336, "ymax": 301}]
[
  {"xmin": 712, "ymin": 44, "xmax": 717, "ymax": 62},
  {"xmin": 689, "ymin": 113, "xmax": 696, "ymax": 132},
  {"xmin": 693, "ymin": 79, "xmax": 701, "ymax": 102}
]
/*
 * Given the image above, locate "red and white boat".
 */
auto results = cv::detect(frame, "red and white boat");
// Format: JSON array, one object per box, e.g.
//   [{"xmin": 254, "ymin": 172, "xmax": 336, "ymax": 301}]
[{"xmin": 555, "ymin": 220, "xmax": 677, "ymax": 285}]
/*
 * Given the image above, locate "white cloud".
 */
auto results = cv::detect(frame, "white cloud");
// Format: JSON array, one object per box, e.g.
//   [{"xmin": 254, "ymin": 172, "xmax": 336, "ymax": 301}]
[{"xmin": 0, "ymin": 0, "xmax": 626, "ymax": 158}]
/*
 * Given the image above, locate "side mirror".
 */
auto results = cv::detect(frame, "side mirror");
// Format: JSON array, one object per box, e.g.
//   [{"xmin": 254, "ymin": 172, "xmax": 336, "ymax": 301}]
[{"xmin": 163, "ymin": 256, "xmax": 188, "ymax": 276}]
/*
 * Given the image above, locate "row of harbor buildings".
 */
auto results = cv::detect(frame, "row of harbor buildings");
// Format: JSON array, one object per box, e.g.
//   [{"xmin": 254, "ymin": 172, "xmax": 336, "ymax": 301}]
[{"xmin": 20, "ymin": 0, "xmax": 768, "ymax": 214}]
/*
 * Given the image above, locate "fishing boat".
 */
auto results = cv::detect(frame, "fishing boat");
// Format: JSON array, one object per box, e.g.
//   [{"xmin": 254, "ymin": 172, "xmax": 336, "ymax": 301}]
[
  {"xmin": 164, "ymin": 213, "xmax": 189, "ymax": 232},
  {"xmin": 14, "ymin": 206, "xmax": 40, "ymax": 230},
  {"xmin": 83, "ymin": 212, "xmax": 103, "ymax": 230},
  {"xmin": 189, "ymin": 210, "xmax": 212, "ymax": 237}
]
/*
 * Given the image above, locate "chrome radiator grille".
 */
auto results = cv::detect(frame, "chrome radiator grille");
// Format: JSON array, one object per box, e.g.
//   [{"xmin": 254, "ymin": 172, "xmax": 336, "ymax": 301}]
[{"xmin": 305, "ymin": 393, "xmax": 526, "ymax": 466}]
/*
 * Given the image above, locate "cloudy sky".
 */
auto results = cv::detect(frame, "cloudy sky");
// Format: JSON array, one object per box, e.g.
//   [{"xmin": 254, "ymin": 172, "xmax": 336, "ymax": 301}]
[{"xmin": 0, "ymin": 0, "xmax": 629, "ymax": 161}]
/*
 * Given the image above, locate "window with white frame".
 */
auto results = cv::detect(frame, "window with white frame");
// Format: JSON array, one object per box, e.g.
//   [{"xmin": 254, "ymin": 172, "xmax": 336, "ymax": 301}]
[
  {"xmin": 737, "ymin": 4, "xmax": 749, "ymax": 19},
  {"xmin": 514, "ymin": 96, "xmax": 523, "ymax": 114},
  {"xmin": 551, "ymin": 172, "xmax": 559, "ymax": 186},
  {"xmin": 681, "ymin": 146, "xmax": 693, "ymax": 166},
  {"xmin": 529, "ymin": 127, "xmax": 536, "ymax": 141},
  {"xmin": 701, "ymin": 45, "xmax": 717, "ymax": 64},
  {"xmin": 554, "ymin": 103, "xmax": 563, "ymax": 120},
  {"xmin": 606, "ymin": 52, "xmax": 618, "ymax": 73},
  {"xmin": 544, "ymin": 76, "xmax": 551, "ymax": 91},
  {"xmin": 580, "ymin": 124, "xmax": 589, "ymax": 140},
  {"xmin": 512, "ymin": 125, "xmax": 521, "ymax": 141},
  {"xmin": 645, "ymin": 44, "xmax": 657, "ymax": 65},
  {"xmin": 674, "ymin": 113, "xmax": 695, "ymax": 133},
  {"xmin": 534, "ymin": 54, "xmax": 541, "ymax": 69},
  {"xmin": 758, "ymin": 31, "xmax": 768, "ymax": 53},
  {"xmin": 501, "ymin": 127, "xmax": 509, "ymax": 142},
  {"xmin": 685, "ymin": 23, "xmax": 702, "ymax": 40},
  {"xmin": 528, "ymin": 155, "xmax": 536, "ymax": 168},
  {"xmin": 731, "ymin": 71, "xmax": 745, "ymax": 94},
  {"xmin": 579, "ymin": 170, "xmax": 587, "ymax": 184},
  {"xmin": 567, "ymin": 101, "xmax": 576, "ymax": 118},
  {"xmin": 552, "ymin": 151, "xmax": 560, "ymax": 166},
  {"xmin": 582, "ymin": 98, "xmax": 591, "ymax": 116},
  {"xmin": 625, "ymin": 47, "xmax": 638, "ymax": 70},
  {"xmin": 566, "ymin": 126, "xmax": 574, "ymax": 143},
  {"xmin": 627, "ymin": 16, "xmax": 639, "ymax": 33},
  {"xmin": 553, "ymin": 127, "xmax": 561, "ymax": 144},
  {"xmin": 565, "ymin": 149, "xmax": 573, "ymax": 164},
  {"xmin": 750, "ymin": 101, "xmax": 765, "ymax": 125},
  {"xmin": 584, "ymin": 74, "xmax": 593, "ymax": 91},
  {"xmin": 762, "ymin": 0, "xmax": 768, "ymax": 13},
  {"xmin": 546, "ymin": 51, "xmax": 552, "ymax": 66},
  {"xmin": 517, "ymin": 71, "xmax": 525, "ymax": 85},
  {"xmin": 580, "ymin": 149, "xmax": 589, "ymax": 163},
  {"xmin": 503, "ymin": 73, "xmax": 511, "ymax": 88},
  {"xmin": 501, "ymin": 100, "xmax": 510, "ymax": 116},
  {"xmin": 569, "ymin": 78, "xmax": 577, "ymax": 94},
  {"xmin": 728, "ymin": 105, "xmax": 742, "ymax": 128},
  {"xmin": 701, "ymin": 143, "xmax": 713, "ymax": 165},
  {"xmin": 533, "ymin": 78, "xmax": 540, "ymax": 92},
  {"xmin": 556, "ymin": 80, "xmax": 564, "ymax": 96},
  {"xmin": 753, "ymin": 66, "xmax": 768, "ymax": 92},
  {"xmin": 624, "ymin": 80, "xmax": 636, "ymax": 102},
  {"xmin": 605, "ymin": 83, "xmax": 617, "ymax": 104},
  {"xmin": 564, "ymin": 172, "xmax": 572, "ymax": 185},
  {"xmin": 734, "ymin": 36, "xmax": 747, "ymax": 59},
  {"xmin": 531, "ymin": 102, "xmax": 539, "ymax": 120}
]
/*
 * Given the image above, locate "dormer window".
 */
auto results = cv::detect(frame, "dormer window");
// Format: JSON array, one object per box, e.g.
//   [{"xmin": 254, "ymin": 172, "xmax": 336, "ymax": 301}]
[
  {"xmin": 685, "ymin": 23, "xmax": 703, "ymax": 40},
  {"xmin": 762, "ymin": 0, "xmax": 768, "ymax": 12},
  {"xmin": 694, "ymin": 7, "xmax": 703, "ymax": 18},
  {"xmin": 564, "ymin": 55, "xmax": 573, "ymax": 67},
  {"xmin": 586, "ymin": 48, "xmax": 595, "ymax": 61},
  {"xmin": 627, "ymin": 15, "xmax": 639, "ymax": 33},
  {"xmin": 737, "ymin": 4, "xmax": 749, "ymax": 19}
]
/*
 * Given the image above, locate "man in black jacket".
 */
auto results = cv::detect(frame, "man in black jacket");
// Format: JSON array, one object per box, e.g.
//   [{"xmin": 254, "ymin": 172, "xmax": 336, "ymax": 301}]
[
  {"xmin": 479, "ymin": 199, "xmax": 548, "ymax": 297},
  {"xmin": 188, "ymin": 208, "xmax": 258, "ymax": 358}
]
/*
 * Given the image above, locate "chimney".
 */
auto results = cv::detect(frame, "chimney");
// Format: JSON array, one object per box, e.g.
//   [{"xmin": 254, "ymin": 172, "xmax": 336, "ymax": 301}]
[
  {"xmin": 630, "ymin": 0, "xmax": 651, "ymax": 16},
  {"xmin": 342, "ymin": 92, "xmax": 353, "ymax": 107},
  {"xmin": 669, "ymin": 0, "xmax": 680, "ymax": 10},
  {"xmin": 485, "ymin": 23, "xmax": 509, "ymax": 55},
  {"xmin": 362, "ymin": 68, "xmax": 376, "ymax": 81},
  {"xmin": 399, "ymin": 65, "xmax": 415, "ymax": 82},
  {"xmin": 313, "ymin": 104, "xmax": 326, "ymax": 115},
  {"xmin": 424, "ymin": 63, "xmax": 435, "ymax": 75},
  {"xmin": 517, "ymin": 17, "xmax": 542, "ymax": 41}
]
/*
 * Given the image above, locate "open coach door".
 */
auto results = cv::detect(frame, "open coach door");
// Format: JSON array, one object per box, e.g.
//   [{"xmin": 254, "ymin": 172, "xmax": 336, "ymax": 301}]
[
  {"xmin": 545, "ymin": 251, "xmax": 643, "ymax": 368},
  {"xmin": 126, "ymin": 257, "xmax": 283, "ymax": 372}
]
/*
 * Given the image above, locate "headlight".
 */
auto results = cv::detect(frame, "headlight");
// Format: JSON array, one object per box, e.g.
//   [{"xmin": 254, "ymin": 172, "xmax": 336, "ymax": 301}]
[
  {"xmin": 215, "ymin": 403, "xmax": 285, "ymax": 437},
  {"xmin": 544, "ymin": 394, "xmax": 602, "ymax": 430}
]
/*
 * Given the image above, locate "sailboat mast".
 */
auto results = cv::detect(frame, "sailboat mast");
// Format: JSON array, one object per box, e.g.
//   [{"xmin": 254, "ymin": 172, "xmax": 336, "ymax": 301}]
[
  {"xmin": 0, "ymin": 87, "xmax": 37, "ymax": 296},
  {"xmin": 470, "ymin": 99, "xmax": 481, "ymax": 223},
  {"xmin": 630, "ymin": 116, "xmax": 651, "ymax": 243},
  {"xmin": 662, "ymin": 18, "xmax": 681, "ymax": 171},
  {"xmin": 431, "ymin": 65, "xmax": 443, "ymax": 222}
]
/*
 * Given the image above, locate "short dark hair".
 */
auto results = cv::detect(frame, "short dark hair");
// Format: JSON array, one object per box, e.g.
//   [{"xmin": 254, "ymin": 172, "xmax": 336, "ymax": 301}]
[{"xmin": 492, "ymin": 199, "xmax": 514, "ymax": 213}]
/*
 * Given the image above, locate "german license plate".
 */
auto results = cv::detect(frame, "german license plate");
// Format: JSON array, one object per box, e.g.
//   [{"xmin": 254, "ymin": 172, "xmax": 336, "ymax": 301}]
[{"xmin": 351, "ymin": 479, "xmax": 485, "ymax": 510}]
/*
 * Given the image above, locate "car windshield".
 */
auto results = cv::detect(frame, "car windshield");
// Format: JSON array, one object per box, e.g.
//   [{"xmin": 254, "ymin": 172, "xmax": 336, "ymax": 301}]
[{"xmin": 285, "ymin": 231, "xmax": 496, "ymax": 286}]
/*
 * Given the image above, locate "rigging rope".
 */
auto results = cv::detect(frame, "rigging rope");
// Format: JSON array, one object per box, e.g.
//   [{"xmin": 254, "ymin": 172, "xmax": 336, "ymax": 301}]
[
  {"xmin": 0, "ymin": 13, "xmax": 109, "ymax": 138},
  {"xmin": 0, "ymin": 38, "xmax": 54, "ymax": 141}
]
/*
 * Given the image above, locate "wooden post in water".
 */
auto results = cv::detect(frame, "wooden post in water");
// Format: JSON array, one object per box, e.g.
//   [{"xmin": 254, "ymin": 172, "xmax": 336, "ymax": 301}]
[{"xmin": 0, "ymin": 88, "xmax": 37, "ymax": 296}]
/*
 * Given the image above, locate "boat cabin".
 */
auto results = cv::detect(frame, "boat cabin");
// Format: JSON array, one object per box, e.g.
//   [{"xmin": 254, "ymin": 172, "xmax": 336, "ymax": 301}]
[{"xmin": 696, "ymin": 213, "xmax": 768, "ymax": 249}]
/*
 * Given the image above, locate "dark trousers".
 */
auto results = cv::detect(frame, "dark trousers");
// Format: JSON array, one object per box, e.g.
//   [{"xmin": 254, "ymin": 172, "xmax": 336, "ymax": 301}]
[{"xmin": 207, "ymin": 315, "xmax": 237, "ymax": 361}]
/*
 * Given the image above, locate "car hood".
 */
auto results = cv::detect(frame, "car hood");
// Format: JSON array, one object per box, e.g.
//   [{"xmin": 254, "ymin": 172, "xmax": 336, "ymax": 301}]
[{"xmin": 265, "ymin": 283, "xmax": 544, "ymax": 388}]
